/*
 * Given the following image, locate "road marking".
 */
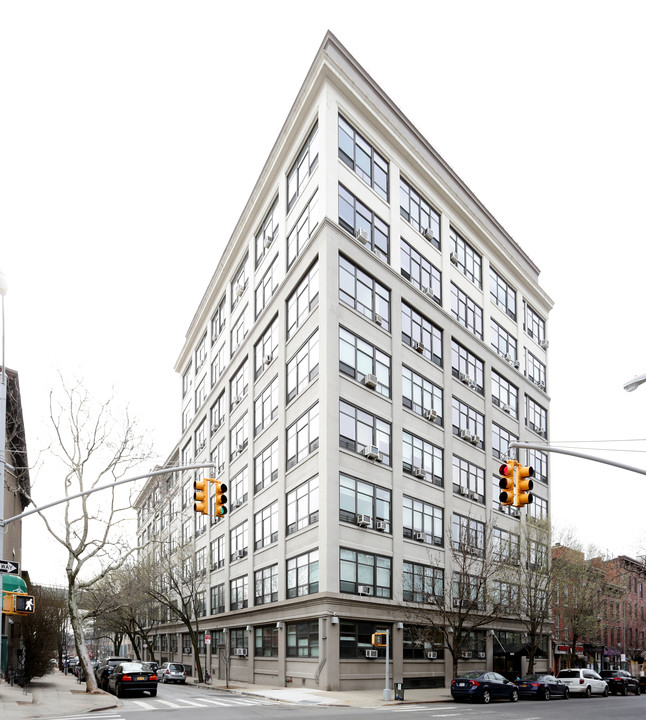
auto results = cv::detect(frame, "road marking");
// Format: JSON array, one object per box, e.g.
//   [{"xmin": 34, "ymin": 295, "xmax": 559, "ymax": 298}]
[
  {"xmin": 167, "ymin": 697, "xmax": 211, "ymax": 706},
  {"xmin": 130, "ymin": 700, "xmax": 156, "ymax": 710},
  {"xmin": 155, "ymin": 699, "xmax": 182, "ymax": 708}
]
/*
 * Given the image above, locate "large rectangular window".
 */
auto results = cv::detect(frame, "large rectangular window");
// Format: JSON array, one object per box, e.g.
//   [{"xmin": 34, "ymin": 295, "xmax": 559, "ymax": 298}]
[
  {"xmin": 254, "ymin": 376, "xmax": 278, "ymax": 435},
  {"xmin": 286, "ymin": 260, "xmax": 319, "ymax": 340},
  {"xmin": 286, "ymin": 475, "xmax": 319, "ymax": 535},
  {"xmin": 255, "ymin": 257, "xmax": 281, "ymax": 319},
  {"xmin": 526, "ymin": 349, "xmax": 546, "ymax": 389},
  {"xmin": 492, "ymin": 527, "xmax": 520, "ymax": 564},
  {"xmin": 229, "ymin": 520, "xmax": 248, "ymax": 562},
  {"xmin": 210, "ymin": 583, "xmax": 225, "ymax": 614},
  {"xmin": 491, "ymin": 319, "xmax": 518, "ymax": 363},
  {"xmin": 286, "ymin": 403, "xmax": 319, "ymax": 469},
  {"xmin": 451, "ymin": 339, "xmax": 484, "ymax": 393},
  {"xmin": 230, "ymin": 358, "xmax": 249, "ymax": 410},
  {"xmin": 403, "ymin": 496, "xmax": 443, "ymax": 545},
  {"xmin": 230, "ymin": 465, "xmax": 248, "ymax": 508},
  {"xmin": 255, "ymin": 625, "xmax": 279, "ymax": 657},
  {"xmin": 402, "ymin": 431, "xmax": 443, "ymax": 487},
  {"xmin": 254, "ymin": 501, "xmax": 278, "ymax": 550},
  {"xmin": 528, "ymin": 448, "xmax": 548, "ymax": 484},
  {"xmin": 339, "ymin": 474, "xmax": 391, "ymax": 532},
  {"xmin": 452, "ymin": 455, "xmax": 485, "ymax": 502},
  {"xmin": 450, "ymin": 228, "xmax": 482, "ymax": 288},
  {"xmin": 340, "ymin": 621, "xmax": 387, "ymax": 659},
  {"xmin": 526, "ymin": 396, "xmax": 547, "ymax": 437},
  {"xmin": 231, "ymin": 255, "xmax": 249, "ymax": 311},
  {"xmin": 338, "ymin": 184, "xmax": 389, "ymax": 261},
  {"xmin": 338, "ymin": 116, "xmax": 388, "ymax": 201},
  {"xmin": 524, "ymin": 302, "xmax": 546, "ymax": 345},
  {"xmin": 491, "ymin": 370, "xmax": 518, "ymax": 418},
  {"xmin": 401, "ymin": 302, "xmax": 442, "ymax": 366},
  {"xmin": 287, "ymin": 550, "xmax": 319, "ymax": 598},
  {"xmin": 210, "ymin": 392, "xmax": 225, "ymax": 436},
  {"xmin": 490, "ymin": 267, "xmax": 516, "ymax": 320},
  {"xmin": 230, "ymin": 307, "xmax": 249, "ymax": 356},
  {"xmin": 339, "ymin": 326, "xmax": 391, "ymax": 397},
  {"xmin": 255, "ymin": 197, "xmax": 279, "ymax": 267},
  {"xmin": 254, "ymin": 565, "xmax": 278, "ymax": 606},
  {"xmin": 339, "ymin": 549, "xmax": 391, "ymax": 598},
  {"xmin": 403, "ymin": 561, "xmax": 444, "ymax": 602},
  {"xmin": 399, "ymin": 177, "xmax": 440, "ymax": 248},
  {"xmin": 452, "ymin": 514, "xmax": 485, "ymax": 557},
  {"xmin": 286, "ymin": 329, "xmax": 319, "ymax": 403},
  {"xmin": 402, "ymin": 366, "xmax": 443, "ymax": 425},
  {"xmin": 210, "ymin": 535, "xmax": 225, "ymax": 570},
  {"xmin": 339, "ymin": 400, "xmax": 391, "ymax": 465},
  {"xmin": 287, "ymin": 190, "xmax": 320, "ymax": 269},
  {"xmin": 400, "ymin": 238, "xmax": 441, "ymax": 303},
  {"xmin": 451, "ymin": 283, "xmax": 483, "ymax": 339},
  {"xmin": 492, "ymin": 422, "xmax": 518, "ymax": 460},
  {"xmin": 452, "ymin": 397, "xmax": 484, "ymax": 449},
  {"xmin": 229, "ymin": 413, "xmax": 248, "ymax": 459},
  {"xmin": 286, "ymin": 621, "xmax": 319, "ymax": 657},
  {"xmin": 229, "ymin": 576, "xmax": 248, "ymax": 611},
  {"xmin": 211, "ymin": 296, "xmax": 226, "ymax": 344},
  {"xmin": 254, "ymin": 316, "xmax": 279, "ymax": 379},
  {"xmin": 339, "ymin": 255, "xmax": 390, "ymax": 329},
  {"xmin": 287, "ymin": 121, "xmax": 319, "ymax": 211},
  {"xmin": 254, "ymin": 439, "xmax": 278, "ymax": 493}
]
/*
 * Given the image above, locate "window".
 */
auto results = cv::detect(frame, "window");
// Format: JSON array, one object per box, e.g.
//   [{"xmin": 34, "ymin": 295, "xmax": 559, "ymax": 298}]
[
  {"xmin": 452, "ymin": 514, "xmax": 485, "ymax": 557},
  {"xmin": 339, "ymin": 255, "xmax": 390, "ymax": 329},
  {"xmin": 255, "ymin": 625, "xmax": 279, "ymax": 657},
  {"xmin": 402, "ymin": 366, "xmax": 443, "ymax": 425},
  {"xmin": 230, "ymin": 306, "xmax": 249, "ymax": 356},
  {"xmin": 401, "ymin": 302, "xmax": 443, "ymax": 366},
  {"xmin": 286, "ymin": 403, "xmax": 319, "ymax": 469},
  {"xmin": 452, "ymin": 455, "xmax": 485, "ymax": 502},
  {"xmin": 254, "ymin": 565, "xmax": 278, "ymax": 606},
  {"xmin": 339, "ymin": 400, "xmax": 391, "ymax": 465},
  {"xmin": 211, "ymin": 344, "xmax": 227, "ymax": 388},
  {"xmin": 526, "ymin": 396, "xmax": 547, "ymax": 437},
  {"xmin": 524, "ymin": 302, "xmax": 546, "ymax": 345},
  {"xmin": 452, "ymin": 397, "xmax": 484, "ymax": 449},
  {"xmin": 403, "ymin": 561, "xmax": 444, "ymax": 602},
  {"xmin": 231, "ymin": 255, "xmax": 249, "ymax": 311},
  {"xmin": 526, "ymin": 350, "xmax": 546, "ymax": 389},
  {"xmin": 490, "ymin": 268, "xmax": 516, "ymax": 320},
  {"xmin": 254, "ymin": 376, "xmax": 278, "ymax": 435},
  {"xmin": 402, "ymin": 431, "xmax": 443, "ymax": 487},
  {"xmin": 182, "ymin": 403, "xmax": 192, "ymax": 433},
  {"xmin": 492, "ymin": 422, "xmax": 518, "ymax": 460},
  {"xmin": 210, "ymin": 583, "xmax": 225, "ymax": 614},
  {"xmin": 254, "ymin": 439, "xmax": 278, "ymax": 493},
  {"xmin": 451, "ymin": 340, "xmax": 484, "ymax": 393},
  {"xmin": 211, "ymin": 296, "xmax": 226, "ymax": 344},
  {"xmin": 287, "ymin": 550, "xmax": 319, "ymax": 598},
  {"xmin": 287, "ymin": 190, "xmax": 320, "ymax": 269},
  {"xmin": 230, "ymin": 465, "xmax": 248, "ymax": 508},
  {"xmin": 286, "ymin": 329, "xmax": 319, "ymax": 403},
  {"xmin": 230, "ymin": 576, "xmax": 248, "ymax": 611},
  {"xmin": 491, "ymin": 370, "xmax": 518, "ymax": 418},
  {"xmin": 195, "ymin": 591, "xmax": 206, "ymax": 618},
  {"xmin": 403, "ymin": 496, "xmax": 443, "ymax": 545},
  {"xmin": 210, "ymin": 535, "xmax": 225, "ymax": 570},
  {"xmin": 339, "ymin": 548, "xmax": 391, "ymax": 598},
  {"xmin": 229, "ymin": 408, "xmax": 248, "ymax": 459},
  {"xmin": 338, "ymin": 184, "xmax": 389, "ymax": 261},
  {"xmin": 195, "ymin": 547, "xmax": 206, "ymax": 575},
  {"xmin": 229, "ymin": 520, "xmax": 248, "ymax": 562},
  {"xmin": 491, "ymin": 580, "xmax": 519, "ymax": 610},
  {"xmin": 400, "ymin": 238, "xmax": 441, "ymax": 303},
  {"xmin": 286, "ymin": 621, "xmax": 319, "ymax": 657},
  {"xmin": 195, "ymin": 376, "xmax": 206, "ymax": 412},
  {"xmin": 254, "ymin": 501, "xmax": 278, "ymax": 550},
  {"xmin": 339, "ymin": 474, "xmax": 391, "ymax": 532},
  {"xmin": 340, "ymin": 621, "xmax": 387, "ymax": 659},
  {"xmin": 182, "ymin": 363, "xmax": 192, "ymax": 397},
  {"xmin": 210, "ymin": 392, "xmax": 225, "ymax": 435},
  {"xmin": 195, "ymin": 333, "xmax": 207, "ymax": 372},
  {"xmin": 492, "ymin": 527, "xmax": 520, "ymax": 564},
  {"xmin": 194, "ymin": 418, "xmax": 207, "ymax": 456},
  {"xmin": 338, "ymin": 116, "xmax": 388, "ymax": 200},
  {"xmin": 286, "ymin": 476, "xmax": 319, "ymax": 534},
  {"xmin": 210, "ymin": 438, "xmax": 226, "ymax": 480},
  {"xmin": 181, "ymin": 518, "xmax": 192, "ymax": 544},
  {"xmin": 229, "ymin": 627, "xmax": 248, "ymax": 654},
  {"xmin": 255, "ymin": 197, "xmax": 279, "ymax": 267},
  {"xmin": 491, "ymin": 319, "xmax": 518, "ymax": 362},
  {"xmin": 452, "ymin": 573, "xmax": 486, "ymax": 611},
  {"xmin": 286, "ymin": 260, "xmax": 319, "ymax": 340},
  {"xmin": 399, "ymin": 177, "xmax": 440, "ymax": 248},
  {"xmin": 339, "ymin": 327, "xmax": 391, "ymax": 397},
  {"xmin": 181, "ymin": 439, "xmax": 192, "ymax": 466},
  {"xmin": 451, "ymin": 283, "xmax": 483, "ymax": 338},
  {"xmin": 255, "ymin": 256, "xmax": 281, "ymax": 319},
  {"xmin": 287, "ymin": 121, "xmax": 319, "ymax": 211},
  {"xmin": 527, "ymin": 539, "xmax": 548, "ymax": 569},
  {"xmin": 230, "ymin": 358, "xmax": 249, "ymax": 410},
  {"xmin": 403, "ymin": 626, "xmax": 444, "ymax": 660},
  {"xmin": 527, "ymin": 494, "xmax": 548, "ymax": 521},
  {"xmin": 254, "ymin": 316, "xmax": 279, "ymax": 379},
  {"xmin": 450, "ymin": 228, "xmax": 482, "ymax": 288}
]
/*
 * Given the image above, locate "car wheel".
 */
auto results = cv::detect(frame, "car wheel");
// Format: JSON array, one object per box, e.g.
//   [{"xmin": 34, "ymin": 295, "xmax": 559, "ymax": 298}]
[
  {"xmin": 116, "ymin": 683, "xmax": 123, "ymax": 699},
  {"xmin": 564, "ymin": 688, "xmax": 570, "ymax": 700},
  {"xmin": 603, "ymin": 685, "xmax": 609, "ymax": 697},
  {"xmin": 543, "ymin": 688, "xmax": 550, "ymax": 701},
  {"xmin": 585, "ymin": 685, "xmax": 592, "ymax": 698},
  {"xmin": 481, "ymin": 689, "xmax": 491, "ymax": 704},
  {"xmin": 511, "ymin": 689, "xmax": 519, "ymax": 703},
  {"xmin": 621, "ymin": 685, "xmax": 628, "ymax": 696},
  {"xmin": 635, "ymin": 685, "xmax": 641, "ymax": 696}
]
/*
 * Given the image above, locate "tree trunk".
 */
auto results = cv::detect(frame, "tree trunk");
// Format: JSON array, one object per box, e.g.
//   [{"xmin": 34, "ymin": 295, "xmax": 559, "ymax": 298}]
[{"xmin": 67, "ymin": 579, "xmax": 99, "ymax": 693}]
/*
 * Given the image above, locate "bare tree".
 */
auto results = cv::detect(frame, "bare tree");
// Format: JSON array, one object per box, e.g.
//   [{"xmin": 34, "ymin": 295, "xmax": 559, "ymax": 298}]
[{"xmin": 34, "ymin": 376, "xmax": 151, "ymax": 692}]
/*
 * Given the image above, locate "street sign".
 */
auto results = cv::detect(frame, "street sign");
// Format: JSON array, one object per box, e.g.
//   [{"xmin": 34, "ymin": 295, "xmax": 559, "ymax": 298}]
[
  {"xmin": 205, "ymin": 634, "xmax": 211, "ymax": 645},
  {"xmin": 0, "ymin": 560, "xmax": 19, "ymax": 574}
]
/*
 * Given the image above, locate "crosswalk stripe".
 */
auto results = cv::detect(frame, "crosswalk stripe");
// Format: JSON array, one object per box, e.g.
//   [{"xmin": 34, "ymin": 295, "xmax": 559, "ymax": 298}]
[
  {"xmin": 168, "ymin": 698, "xmax": 210, "ymax": 707},
  {"xmin": 155, "ymin": 699, "xmax": 182, "ymax": 708},
  {"xmin": 193, "ymin": 698, "xmax": 235, "ymax": 706},
  {"xmin": 131, "ymin": 700, "xmax": 156, "ymax": 710}
]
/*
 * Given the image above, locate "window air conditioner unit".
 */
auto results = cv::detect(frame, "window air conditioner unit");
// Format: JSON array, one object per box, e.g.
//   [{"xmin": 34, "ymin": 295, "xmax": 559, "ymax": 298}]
[
  {"xmin": 426, "ymin": 651, "xmax": 438, "ymax": 659},
  {"xmin": 537, "ymin": 427, "xmax": 546, "ymax": 434},
  {"xmin": 183, "ymin": 647, "xmax": 191, "ymax": 654},
  {"xmin": 365, "ymin": 649, "xmax": 379, "ymax": 658},
  {"xmin": 510, "ymin": 509, "xmax": 521, "ymax": 518},
  {"xmin": 235, "ymin": 283, "xmax": 244, "ymax": 298},
  {"xmin": 264, "ymin": 354, "xmax": 273, "ymax": 365},
  {"xmin": 538, "ymin": 380, "xmax": 546, "ymax": 389},
  {"xmin": 363, "ymin": 445, "xmax": 380, "ymax": 460},
  {"xmin": 477, "ymin": 652, "xmax": 486, "ymax": 659},
  {"xmin": 422, "ymin": 287, "xmax": 434, "ymax": 299},
  {"xmin": 423, "ymin": 228, "xmax": 435, "ymax": 242},
  {"xmin": 459, "ymin": 429, "xmax": 471, "ymax": 440},
  {"xmin": 235, "ymin": 550, "xmax": 245, "ymax": 560},
  {"xmin": 459, "ymin": 373, "xmax": 471, "ymax": 385},
  {"xmin": 357, "ymin": 514, "xmax": 371, "ymax": 527},
  {"xmin": 264, "ymin": 236, "xmax": 272, "ymax": 249},
  {"xmin": 462, "ymin": 651, "xmax": 472, "ymax": 659},
  {"xmin": 376, "ymin": 520, "xmax": 387, "ymax": 532},
  {"xmin": 414, "ymin": 531, "xmax": 425, "ymax": 542},
  {"xmin": 469, "ymin": 492, "xmax": 479, "ymax": 501},
  {"xmin": 234, "ymin": 647, "xmax": 248, "ymax": 656},
  {"xmin": 502, "ymin": 404, "xmax": 511, "ymax": 413},
  {"xmin": 374, "ymin": 314, "xmax": 383, "ymax": 326},
  {"xmin": 540, "ymin": 339, "xmax": 549, "ymax": 349},
  {"xmin": 233, "ymin": 395, "xmax": 242, "ymax": 406},
  {"xmin": 452, "ymin": 599, "xmax": 461, "ymax": 607},
  {"xmin": 423, "ymin": 408, "xmax": 437, "ymax": 421},
  {"xmin": 450, "ymin": 252, "xmax": 459, "ymax": 265},
  {"xmin": 412, "ymin": 466, "xmax": 425, "ymax": 478},
  {"xmin": 358, "ymin": 585, "xmax": 373, "ymax": 596},
  {"xmin": 356, "ymin": 227, "xmax": 369, "ymax": 244},
  {"xmin": 504, "ymin": 353, "xmax": 512, "ymax": 362},
  {"xmin": 413, "ymin": 340, "xmax": 424, "ymax": 353},
  {"xmin": 513, "ymin": 360, "xmax": 521, "ymax": 369},
  {"xmin": 236, "ymin": 443, "xmax": 245, "ymax": 454},
  {"xmin": 459, "ymin": 487, "xmax": 469, "ymax": 496},
  {"xmin": 362, "ymin": 373, "xmax": 378, "ymax": 389},
  {"xmin": 470, "ymin": 435, "xmax": 480, "ymax": 445}
]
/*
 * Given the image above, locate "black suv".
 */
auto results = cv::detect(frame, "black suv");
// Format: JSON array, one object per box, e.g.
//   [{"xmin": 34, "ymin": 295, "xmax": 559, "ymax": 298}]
[
  {"xmin": 95, "ymin": 657, "xmax": 131, "ymax": 691},
  {"xmin": 600, "ymin": 669, "xmax": 641, "ymax": 696}
]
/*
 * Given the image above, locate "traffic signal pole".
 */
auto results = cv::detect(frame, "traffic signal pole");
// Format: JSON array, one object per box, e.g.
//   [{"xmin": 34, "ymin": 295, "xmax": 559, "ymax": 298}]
[{"xmin": 508, "ymin": 442, "xmax": 646, "ymax": 476}]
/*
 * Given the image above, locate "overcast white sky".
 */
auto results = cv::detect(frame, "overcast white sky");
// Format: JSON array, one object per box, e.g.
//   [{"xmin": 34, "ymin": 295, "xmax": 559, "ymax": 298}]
[{"xmin": 2, "ymin": 1, "xmax": 646, "ymax": 585}]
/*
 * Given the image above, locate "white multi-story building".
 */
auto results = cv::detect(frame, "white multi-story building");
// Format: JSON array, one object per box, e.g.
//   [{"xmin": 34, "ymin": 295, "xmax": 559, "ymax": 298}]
[{"xmin": 135, "ymin": 32, "xmax": 553, "ymax": 691}]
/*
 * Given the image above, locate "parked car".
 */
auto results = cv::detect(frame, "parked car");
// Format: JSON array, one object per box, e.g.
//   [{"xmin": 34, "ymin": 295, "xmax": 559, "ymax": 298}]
[
  {"xmin": 556, "ymin": 668, "xmax": 608, "ymax": 697},
  {"xmin": 158, "ymin": 662, "xmax": 187, "ymax": 684},
  {"xmin": 451, "ymin": 671, "xmax": 519, "ymax": 703},
  {"xmin": 517, "ymin": 673, "xmax": 570, "ymax": 700},
  {"xmin": 95, "ymin": 656, "xmax": 131, "ymax": 691},
  {"xmin": 600, "ymin": 669, "xmax": 641, "ymax": 696},
  {"xmin": 107, "ymin": 661, "xmax": 157, "ymax": 698}
]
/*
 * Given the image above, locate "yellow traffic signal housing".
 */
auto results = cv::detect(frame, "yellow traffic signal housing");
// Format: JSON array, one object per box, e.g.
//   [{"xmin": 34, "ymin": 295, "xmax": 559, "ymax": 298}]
[
  {"xmin": 514, "ymin": 464, "xmax": 534, "ymax": 507},
  {"xmin": 498, "ymin": 461, "xmax": 515, "ymax": 506},
  {"xmin": 371, "ymin": 632, "xmax": 387, "ymax": 647},
  {"xmin": 193, "ymin": 478, "xmax": 209, "ymax": 515},
  {"xmin": 213, "ymin": 481, "xmax": 228, "ymax": 516},
  {"xmin": 2, "ymin": 592, "xmax": 36, "ymax": 615}
]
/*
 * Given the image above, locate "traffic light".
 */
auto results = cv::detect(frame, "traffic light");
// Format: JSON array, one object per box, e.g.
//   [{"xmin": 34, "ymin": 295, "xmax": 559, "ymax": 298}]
[
  {"xmin": 193, "ymin": 478, "xmax": 209, "ymax": 515},
  {"xmin": 514, "ymin": 464, "xmax": 534, "ymax": 507},
  {"xmin": 14, "ymin": 594, "xmax": 35, "ymax": 614},
  {"xmin": 498, "ymin": 461, "xmax": 515, "ymax": 506},
  {"xmin": 213, "ymin": 481, "xmax": 228, "ymax": 516},
  {"xmin": 371, "ymin": 632, "xmax": 387, "ymax": 647}
]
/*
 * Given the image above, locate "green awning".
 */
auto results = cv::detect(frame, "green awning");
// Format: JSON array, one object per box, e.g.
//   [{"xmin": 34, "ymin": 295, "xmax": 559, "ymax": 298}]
[{"xmin": 2, "ymin": 574, "xmax": 27, "ymax": 593}]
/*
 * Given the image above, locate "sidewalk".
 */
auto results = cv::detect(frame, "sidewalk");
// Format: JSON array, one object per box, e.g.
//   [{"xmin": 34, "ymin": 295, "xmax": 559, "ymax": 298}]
[{"xmin": 0, "ymin": 669, "xmax": 453, "ymax": 719}]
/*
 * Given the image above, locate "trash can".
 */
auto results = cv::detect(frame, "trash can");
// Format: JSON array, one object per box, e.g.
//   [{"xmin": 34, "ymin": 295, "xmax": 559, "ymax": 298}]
[{"xmin": 395, "ymin": 682, "xmax": 404, "ymax": 701}]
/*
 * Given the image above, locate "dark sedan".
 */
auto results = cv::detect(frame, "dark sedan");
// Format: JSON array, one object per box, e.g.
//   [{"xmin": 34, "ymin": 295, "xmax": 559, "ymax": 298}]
[
  {"xmin": 600, "ymin": 669, "xmax": 641, "ymax": 696},
  {"xmin": 107, "ymin": 662, "xmax": 158, "ymax": 698},
  {"xmin": 517, "ymin": 674, "xmax": 570, "ymax": 700},
  {"xmin": 451, "ymin": 671, "xmax": 519, "ymax": 703}
]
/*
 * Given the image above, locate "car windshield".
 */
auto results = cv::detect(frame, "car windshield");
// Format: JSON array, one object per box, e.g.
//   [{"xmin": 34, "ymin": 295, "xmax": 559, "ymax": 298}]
[{"xmin": 457, "ymin": 671, "xmax": 484, "ymax": 679}]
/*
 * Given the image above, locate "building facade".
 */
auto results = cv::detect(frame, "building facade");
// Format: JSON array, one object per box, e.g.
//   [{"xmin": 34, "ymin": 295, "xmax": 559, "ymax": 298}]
[{"xmin": 136, "ymin": 33, "xmax": 553, "ymax": 690}]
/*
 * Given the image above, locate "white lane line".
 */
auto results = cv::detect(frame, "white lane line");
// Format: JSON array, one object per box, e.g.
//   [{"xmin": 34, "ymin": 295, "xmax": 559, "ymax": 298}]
[
  {"xmin": 130, "ymin": 700, "xmax": 156, "ymax": 710},
  {"xmin": 155, "ymin": 699, "xmax": 182, "ymax": 708}
]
